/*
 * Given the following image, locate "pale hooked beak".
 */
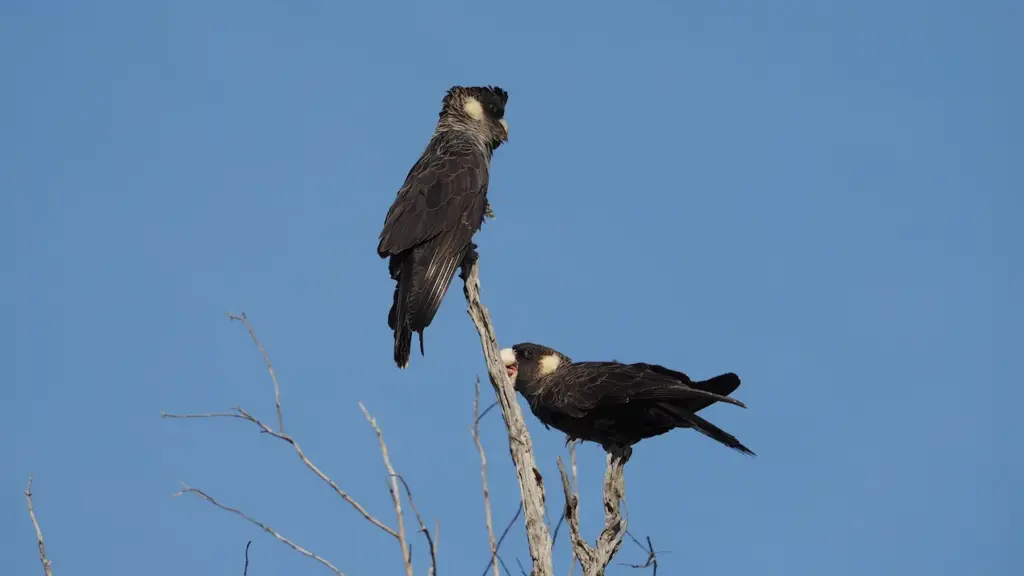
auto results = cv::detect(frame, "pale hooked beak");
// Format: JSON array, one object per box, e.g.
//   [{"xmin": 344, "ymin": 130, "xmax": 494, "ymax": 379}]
[
  {"xmin": 499, "ymin": 118, "xmax": 509, "ymax": 141},
  {"xmin": 500, "ymin": 347, "xmax": 517, "ymax": 381}
]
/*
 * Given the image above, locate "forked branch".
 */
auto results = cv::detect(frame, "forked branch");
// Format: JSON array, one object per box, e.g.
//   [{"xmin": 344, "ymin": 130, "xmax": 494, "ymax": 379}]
[
  {"xmin": 165, "ymin": 312, "xmax": 433, "ymax": 576},
  {"xmin": 557, "ymin": 449, "xmax": 630, "ymax": 576},
  {"xmin": 359, "ymin": 402, "xmax": 414, "ymax": 576},
  {"xmin": 227, "ymin": 312, "xmax": 284, "ymax": 433},
  {"xmin": 161, "ymin": 407, "xmax": 396, "ymax": 538},
  {"xmin": 620, "ymin": 533, "xmax": 661, "ymax": 575},
  {"xmin": 396, "ymin": 475, "xmax": 439, "ymax": 576}
]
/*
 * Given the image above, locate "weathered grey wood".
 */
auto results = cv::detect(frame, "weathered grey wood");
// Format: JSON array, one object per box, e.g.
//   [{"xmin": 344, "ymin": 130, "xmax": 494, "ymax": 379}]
[
  {"xmin": 462, "ymin": 258, "xmax": 555, "ymax": 576},
  {"xmin": 558, "ymin": 449, "xmax": 630, "ymax": 576}
]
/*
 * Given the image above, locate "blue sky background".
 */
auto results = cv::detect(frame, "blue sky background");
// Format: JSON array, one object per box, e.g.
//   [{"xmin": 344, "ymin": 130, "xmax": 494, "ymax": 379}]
[{"xmin": 3, "ymin": 1, "xmax": 1021, "ymax": 574}]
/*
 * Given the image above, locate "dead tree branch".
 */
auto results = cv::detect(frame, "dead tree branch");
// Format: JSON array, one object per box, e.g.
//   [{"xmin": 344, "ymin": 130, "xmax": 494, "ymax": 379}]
[
  {"xmin": 396, "ymin": 475, "xmax": 438, "ymax": 576},
  {"xmin": 24, "ymin": 476, "xmax": 54, "ymax": 576},
  {"xmin": 227, "ymin": 312, "xmax": 284, "ymax": 433},
  {"xmin": 480, "ymin": 502, "xmax": 523, "ymax": 576},
  {"xmin": 474, "ymin": 380, "xmax": 523, "ymax": 576},
  {"xmin": 461, "ymin": 256, "xmax": 554, "ymax": 575},
  {"xmin": 473, "ymin": 377, "xmax": 501, "ymax": 576},
  {"xmin": 557, "ymin": 450, "xmax": 630, "ymax": 576},
  {"xmin": 595, "ymin": 451, "xmax": 629, "ymax": 568},
  {"xmin": 161, "ymin": 407, "xmax": 397, "ymax": 538},
  {"xmin": 359, "ymin": 402, "xmax": 414, "ymax": 576},
  {"xmin": 175, "ymin": 484, "xmax": 344, "ymax": 576},
  {"xmin": 620, "ymin": 533, "xmax": 660, "ymax": 575},
  {"xmin": 165, "ymin": 312, "xmax": 435, "ymax": 576}
]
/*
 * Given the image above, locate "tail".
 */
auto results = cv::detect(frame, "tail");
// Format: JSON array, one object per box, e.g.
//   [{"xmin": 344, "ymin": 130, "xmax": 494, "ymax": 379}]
[
  {"xmin": 660, "ymin": 402, "xmax": 755, "ymax": 456},
  {"xmin": 388, "ymin": 255, "xmax": 415, "ymax": 369},
  {"xmin": 386, "ymin": 238, "xmax": 468, "ymax": 369},
  {"xmin": 394, "ymin": 326, "xmax": 413, "ymax": 369},
  {"xmin": 683, "ymin": 412, "xmax": 755, "ymax": 456}
]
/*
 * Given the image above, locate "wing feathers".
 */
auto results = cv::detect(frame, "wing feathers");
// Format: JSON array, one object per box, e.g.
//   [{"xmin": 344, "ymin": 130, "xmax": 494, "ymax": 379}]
[
  {"xmin": 549, "ymin": 363, "xmax": 746, "ymax": 412},
  {"xmin": 408, "ymin": 236, "xmax": 467, "ymax": 331},
  {"xmin": 379, "ymin": 132, "xmax": 492, "ymax": 368},
  {"xmin": 378, "ymin": 137, "xmax": 488, "ymax": 257},
  {"xmin": 628, "ymin": 383, "xmax": 747, "ymax": 409},
  {"xmin": 388, "ymin": 254, "xmax": 415, "ymax": 368}
]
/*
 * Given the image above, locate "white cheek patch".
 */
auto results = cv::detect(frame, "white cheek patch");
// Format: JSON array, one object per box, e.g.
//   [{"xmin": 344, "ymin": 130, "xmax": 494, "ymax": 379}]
[
  {"xmin": 500, "ymin": 348, "xmax": 516, "ymax": 366},
  {"xmin": 538, "ymin": 354, "xmax": 562, "ymax": 376},
  {"xmin": 463, "ymin": 97, "xmax": 484, "ymax": 120}
]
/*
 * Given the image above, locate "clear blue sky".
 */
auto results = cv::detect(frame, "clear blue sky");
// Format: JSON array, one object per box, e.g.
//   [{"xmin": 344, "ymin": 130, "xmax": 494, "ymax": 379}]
[{"xmin": 3, "ymin": 1, "xmax": 1020, "ymax": 574}]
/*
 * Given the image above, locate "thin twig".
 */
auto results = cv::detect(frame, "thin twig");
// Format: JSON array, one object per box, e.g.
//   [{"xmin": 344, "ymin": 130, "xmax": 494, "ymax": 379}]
[
  {"xmin": 161, "ymin": 411, "xmax": 245, "ymax": 420},
  {"xmin": 551, "ymin": 513, "xmax": 565, "ymax": 548},
  {"xmin": 359, "ymin": 402, "xmax": 413, "ymax": 576},
  {"xmin": 462, "ymin": 254, "xmax": 554, "ymax": 575},
  {"xmin": 396, "ymin": 475, "xmax": 437, "ymax": 576},
  {"xmin": 473, "ymin": 378, "xmax": 501, "ymax": 576},
  {"xmin": 175, "ymin": 484, "xmax": 343, "ymax": 576},
  {"xmin": 480, "ymin": 502, "xmax": 523, "ymax": 576},
  {"xmin": 227, "ymin": 312, "xmax": 284, "ymax": 433},
  {"xmin": 162, "ymin": 408, "xmax": 398, "ymax": 539},
  {"xmin": 25, "ymin": 476, "xmax": 53, "ymax": 576},
  {"xmin": 620, "ymin": 533, "xmax": 660, "ymax": 575},
  {"xmin": 495, "ymin": 503, "xmax": 523, "ymax": 576},
  {"xmin": 476, "ymin": 401, "xmax": 499, "ymax": 426},
  {"xmin": 244, "ymin": 541, "xmax": 252, "ymax": 576}
]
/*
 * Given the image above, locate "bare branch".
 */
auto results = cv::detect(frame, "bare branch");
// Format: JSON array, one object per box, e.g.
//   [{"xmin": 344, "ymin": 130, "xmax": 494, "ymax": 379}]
[
  {"xmin": 175, "ymin": 484, "xmax": 344, "ymax": 576},
  {"xmin": 462, "ymin": 255, "xmax": 553, "ymax": 575},
  {"xmin": 359, "ymin": 402, "xmax": 413, "ymax": 576},
  {"xmin": 473, "ymin": 378, "xmax": 501, "ymax": 576},
  {"xmin": 476, "ymin": 400, "xmax": 499, "ymax": 426},
  {"xmin": 620, "ymin": 533, "xmax": 660, "ymax": 575},
  {"xmin": 25, "ymin": 476, "xmax": 53, "ymax": 576},
  {"xmin": 551, "ymin": 513, "xmax": 565, "ymax": 548},
  {"xmin": 243, "ymin": 541, "xmax": 252, "ymax": 576},
  {"xmin": 162, "ymin": 407, "xmax": 398, "ymax": 539},
  {"xmin": 227, "ymin": 312, "xmax": 284, "ymax": 433},
  {"xmin": 557, "ymin": 457, "xmax": 594, "ymax": 569},
  {"xmin": 396, "ymin": 475, "xmax": 438, "ymax": 576},
  {"xmin": 160, "ymin": 411, "xmax": 244, "ymax": 420},
  {"xmin": 593, "ymin": 450, "xmax": 629, "ymax": 571},
  {"xmin": 480, "ymin": 502, "xmax": 523, "ymax": 576},
  {"xmin": 496, "ymin": 503, "xmax": 523, "ymax": 576},
  {"xmin": 557, "ymin": 449, "xmax": 630, "ymax": 576}
]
